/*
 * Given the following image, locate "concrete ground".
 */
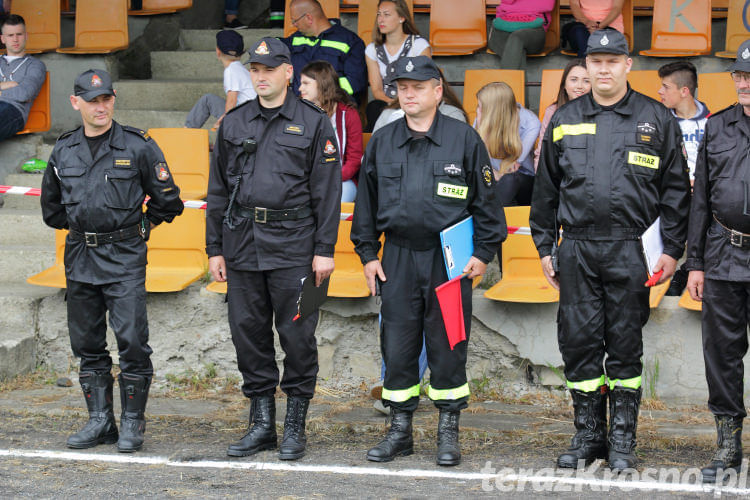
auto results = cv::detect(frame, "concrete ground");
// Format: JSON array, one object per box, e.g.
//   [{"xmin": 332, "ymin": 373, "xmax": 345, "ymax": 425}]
[{"xmin": 0, "ymin": 376, "xmax": 748, "ymax": 498}]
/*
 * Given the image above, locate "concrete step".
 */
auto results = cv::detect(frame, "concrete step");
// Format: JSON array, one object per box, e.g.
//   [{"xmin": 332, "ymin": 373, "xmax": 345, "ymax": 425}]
[
  {"xmin": 151, "ymin": 51, "xmax": 228, "ymax": 81},
  {"xmin": 115, "ymin": 79, "xmax": 225, "ymax": 111},
  {"xmin": 0, "ymin": 246, "xmax": 56, "ymax": 284},
  {"xmin": 179, "ymin": 28, "xmax": 283, "ymax": 52},
  {"xmin": 1, "ymin": 173, "xmax": 44, "ymax": 210},
  {"xmin": 113, "ymin": 110, "xmax": 216, "ymax": 134},
  {"xmin": 0, "ymin": 209, "xmax": 53, "ymax": 246}
]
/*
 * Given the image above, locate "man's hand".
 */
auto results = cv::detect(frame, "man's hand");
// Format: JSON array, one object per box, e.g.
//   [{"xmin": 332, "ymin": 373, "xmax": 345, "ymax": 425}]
[
  {"xmin": 540, "ymin": 255, "xmax": 559, "ymax": 290},
  {"xmin": 652, "ymin": 254, "xmax": 678, "ymax": 284},
  {"xmin": 463, "ymin": 256, "xmax": 487, "ymax": 280},
  {"xmin": 312, "ymin": 255, "xmax": 335, "ymax": 287},
  {"xmin": 687, "ymin": 270, "xmax": 704, "ymax": 301},
  {"xmin": 364, "ymin": 259, "xmax": 386, "ymax": 296},
  {"xmin": 208, "ymin": 255, "xmax": 227, "ymax": 282}
]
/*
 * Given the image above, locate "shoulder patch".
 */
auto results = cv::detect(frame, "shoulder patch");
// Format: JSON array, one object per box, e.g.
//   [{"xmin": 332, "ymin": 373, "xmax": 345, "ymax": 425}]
[
  {"xmin": 123, "ymin": 125, "xmax": 151, "ymax": 141},
  {"xmin": 301, "ymin": 98, "xmax": 326, "ymax": 114}
]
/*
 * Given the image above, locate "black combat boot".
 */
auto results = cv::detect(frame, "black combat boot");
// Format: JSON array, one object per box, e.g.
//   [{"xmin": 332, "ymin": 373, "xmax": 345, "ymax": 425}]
[
  {"xmin": 607, "ymin": 387, "xmax": 641, "ymax": 471},
  {"xmin": 227, "ymin": 396, "xmax": 278, "ymax": 457},
  {"xmin": 557, "ymin": 388, "xmax": 608, "ymax": 468},
  {"xmin": 436, "ymin": 409, "xmax": 461, "ymax": 466},
  {"xmin": 278, "ymin": 396, "xmax": 310, "ymax": 460},
  {"xmin": 701, "ymin": 416, "xmax": 743, "ymax": 483},
  {"xmin": 67, "ymin": 372, "xmax": 119, "ymax": 449},
  {"xmin": 366, "ymin": 407, "xmax": 414, "ymax": 462},
  {"xmin": 117, "ymin": 373, "xmax": 150, "ymax": 453}
]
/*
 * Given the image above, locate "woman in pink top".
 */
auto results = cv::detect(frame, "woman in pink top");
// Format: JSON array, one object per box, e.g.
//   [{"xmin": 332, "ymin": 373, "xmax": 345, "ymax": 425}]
[
  {"xmin": 563, "ymin": 0, "xmax": 625, "ymax": 57},
  {"xmin": 488, "ymin": 0, "xmax": 555, "ymax": 70}
]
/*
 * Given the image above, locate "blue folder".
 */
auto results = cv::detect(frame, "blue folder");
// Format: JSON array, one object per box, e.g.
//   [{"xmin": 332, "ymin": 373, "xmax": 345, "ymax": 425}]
[{"xmin": 440, "ymin": 216, "xmax": 474, "ymax": 280}]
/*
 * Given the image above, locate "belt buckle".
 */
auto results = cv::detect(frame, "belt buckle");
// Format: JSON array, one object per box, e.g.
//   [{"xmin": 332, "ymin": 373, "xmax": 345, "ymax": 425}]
[
  {"xmin": 254, "ymin": 207, "xmax": 267, "ymax": 224},
  {"xmin": 730, "ymin": 230, "xmax": 744, "ymax": 247},
  {"xmin": 84, "ymin": 232, "xmax": 98, "ymax": 248}
]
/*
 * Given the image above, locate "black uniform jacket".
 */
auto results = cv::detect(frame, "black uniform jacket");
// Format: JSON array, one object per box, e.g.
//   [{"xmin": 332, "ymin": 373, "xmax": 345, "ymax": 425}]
[
  {"xmin": 351, "ymin": 112, "xmax": 506, "ymax": 264},
  {"xmin": 206, "ymin": 92, "xmax": 342, "ymax": 271},
  {"xmin": 686, "ymin": 104, "xmax": 750, "ymax": 281},
  {"xmin": 41, "ymin": 121, "xmax": 184, "ymax": 285},
  {"xmin": 531, "ymin": 86, "xmax": 690, "ymax": 259}
]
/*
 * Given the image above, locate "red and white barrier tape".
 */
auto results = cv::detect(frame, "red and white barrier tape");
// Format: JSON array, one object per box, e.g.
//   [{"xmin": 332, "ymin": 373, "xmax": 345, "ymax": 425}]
[{"xmin": 507, "ymin": 225, "xmax": 531, "ymax": 235}]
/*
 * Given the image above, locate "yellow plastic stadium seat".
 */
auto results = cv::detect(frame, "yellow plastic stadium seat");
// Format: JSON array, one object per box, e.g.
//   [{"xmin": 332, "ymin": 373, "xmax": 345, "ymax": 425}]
[
  {"xmin": 484, "ymin": 206, "xmax": 559, "ymax": 303},
  {"xmin": 11, "ymin": 0, "xmax": 60, "ymax": 53},
  {"xmin": 716, "ymin": 0, "xmax": 750, "ymax": 58},
  {"xmin": 57, "ymin": 0, "xmax": 129, "ymax": 54},
  {"xmin": 27, "ymin": 229, "xmax": 67, "ymax": 288},
  {"xmin": 697, "ymin": 73, "xmax": 738, "ymax": 113},
  {"xmin": 538, "ymin": 69, "xmax": 564, "ymax": 121},
  {"xmin": 206, "ymin": 280, "xmax": 227, "ymax": 294},
  {"xmin": 649, "ymin": 279, "xmax": 670, "ymax": 308},
  {"xmin": 129, "ymin": 0, "xmax": 191, "ymax": 16},
  {"xmin": 358, "ymin": 0, "xmax": 413, "ymax": 43},
  {"xmin": 639, "ymin": 0, "xmax": 711, "ymax": 57},
  {"xmin": 429, "ymin": 0, "xmax": 487, "ymax": 56},
  {"xmin": 17, "ymin": 72, "xmax": 51, "ymax": 135},
  {"xmin": 284, "ymin": 0, "xmax": 339, "ymax": 37},
  {"xmin": 329, "ymin": 202, "xmax": 370, "ymax": 298},
  {"xmin": 527, "ymin": 2, "xmax": 560, "ymax": 57},
  {"xmin": 362, "ymin": 132, "xmax": 371, "ymax": 151},
  {"xmin": 627, "ymin": 70, "xmax": 661, "ymax": 101},
  {"xmin": 147, "ymin": 128, "xmax": 209, "ymax": 200},
  {"xmin": 678, "ymin": 289, "xmax": 702, "ymax": 311},
  {"xmin": 463, "ymin": 69, "xmax": 525, "ymax": 125}
]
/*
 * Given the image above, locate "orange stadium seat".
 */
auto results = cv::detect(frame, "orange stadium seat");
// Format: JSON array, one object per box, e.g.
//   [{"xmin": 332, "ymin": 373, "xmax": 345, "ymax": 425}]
[
  {"xmin": 206, "ymin": 280, "xmax": 227, "ymax": 294},
  {"xmin": 484, "ymin": 206, "xmax": 559, "ymax": 303},
  {"xmin": 358, "ymin": 0, "xmax": 414, "ymax": 43},
  {"xmin": 362, "ymin": 132, "xmax": 371, "ymax": 151},
  {"xmin": 340, "ymin": 0, "xmax": 359, "ymax": 13},
  {"xmin": 528, "ymin": 1, "xmax": 560, "ymax": 58},
  {"xmin": 57, "ymin": 0, "xmax": 129, "ymax": 54},
  {"xmin": 716, "ymin": 0, "xmax": 750, "ymax": 58},
  {"xmin": 284, "ymin": 0, "xmax": 339, "ymax": 37},
  {"xmin": 538, "ymin": 69, "xmax": 563, "ymax": 121},
  {"xmin": 147, "ymin": 128, "xmax": 210, "ymax": 200},
  {"xmin": 11, "ymin": 0, "xmax": 60, "ymax": 53},
  {"xmin": 639, "ymin": 0, "xmax": 711, "ymax": 57},
  {"xmin": 429, "ymin": 0, "xmax": 486, "ymax": 56},
  {"xmin": 27, "ymin": 229, "xmax": 67, "ymax": 288},
  {"xmin": 128, "ymin": 0, "xmax": 191, "ymax": 15},
  {"xmin": 329, "ymin": 202, "xmax": 370, "ymax": 297},
  {"xmin": 649, "ymin": 280, "xmax": 670, "ymax": 308},
  {"xmin": 627, "ymin": 70, "xmax": 661, "ymax": 101},
  {"xmin": 17, "ymin": 72, "xmax": 51, "ymax": 135},
  {"xmin": 678, "ymin": 289, "xmax": 702, "ymax": 311},
  {"xmin": 463, "ymin": 69, "xmax": 525, "ymax": 125},
  {"xmin": 698, "ymin": 72, "xmax": 738, "ymax": 113}
]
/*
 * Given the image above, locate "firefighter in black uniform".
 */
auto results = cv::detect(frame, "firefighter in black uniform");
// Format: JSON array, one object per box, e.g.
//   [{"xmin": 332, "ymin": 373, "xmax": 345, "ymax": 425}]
[
  {"xmin": 351, "ymin": 56, "xmax": 505, "ymax": 466},
  {"xmin": 686, "ymin": 39, "xmax": 750, "ymax": 484},
  {"xmin": 206, "ymin": 37, "xmax": 341, "ymax": 461},
  {"xmin": 530, "ymin": 29, "xmax": 690, "ymax": 471},
  {"xmin": 40, "ymin": 69, "xmax": 184, "ymax": 453}
]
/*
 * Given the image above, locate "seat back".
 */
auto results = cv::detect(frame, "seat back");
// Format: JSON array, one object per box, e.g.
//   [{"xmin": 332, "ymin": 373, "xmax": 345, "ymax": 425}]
[
  {"xmin": 627, "ymin": 70, "xmax": 661, "ymax": 101},
  {"xmin": 429, "ymin": 0, "xmax": 487, "ymax": 55},
  {"xmin": 26, "ymin": 229, "xmax": 67, "ymax": 288},
  {"xmin": 502, "ymin": 206, "xmax": 544, "ymax": 283},
  {"xmin": 147, "ymin": 128, "xmax": 209, "ymax": 200},
  {"xmin": 538, "ymin": 69, "xmax": 564, "ymax": 122},
  {"xmin": 463, "ymin": 69, "xmax": 525, "ymax": 125},
  {"xmin": 136, "ymin": 0, "xmax": 191, "ymax": 11},
  {"xmin": 334, "ymin": 202, "xmax": 358, "ymax": 270},
  {"xmin": 717, "ymin": 0, "xmax": 750, "ymax": 57},
  {"xmin": 64, "ymin": 0, "xmax": 129, "ymax": 52},
  {"xmin": 17, "ymin": 72, "xmax": 51, "ymax": 135},
  {"xmin": 11, "ymin": 0, "xmax": 60, "ymax": 52},
  {"xmin": 527, "ymin": 1, "xmax": 560, "ymax": 57},
  {"xmin": 622, "ymin": 0, "xmax": 634, "ymax": 50},
  {"xmin": 697, "ymin": 73, "xmax": 738, "ymax": 113},
  {"xmin": 358, "ymin": 0, "xmax": 414, "ymax": 43},
  {"xmin": 284, "ymin": 0, "xmax": 340, "ymax": 37},
  {"xmin": 362, "ymin": 132, "xmax": 372, "ymax": 151},
  {"xmin": 642, "ymin": 0, "xmax": 711, "ymax": 55}
]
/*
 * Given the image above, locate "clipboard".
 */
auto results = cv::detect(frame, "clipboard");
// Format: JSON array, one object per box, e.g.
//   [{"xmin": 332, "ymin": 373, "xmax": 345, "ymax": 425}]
[
  {"xmin": 641, "ymin": 217, "xmax": 664, "ymax": 286},
  {"xmin": 440, "ymin": 216, "xmax": 474, "ymax": 280},
  {"xmin": 293, "ymin": 273, "xmax": 330, "ymax": 321}
]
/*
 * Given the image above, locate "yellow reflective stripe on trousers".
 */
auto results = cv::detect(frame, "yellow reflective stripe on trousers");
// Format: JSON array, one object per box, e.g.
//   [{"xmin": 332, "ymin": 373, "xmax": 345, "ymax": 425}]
[
  {"xmin": 320, "ymin": 39, "xmax": 350, "ymax": 53},
  {"xmin": 566, "ymin": 375, "xmax": 606, "ymax": 392},
  {"xmin": 552, "ymin": 123, "xmax": 597, "ymax": 142},
  {"xmin": 609, "ymin": 376, "xmax": 641, "ymax": 390},
  {"xmin": 426, "ymin": 383, "xmax": 470, "ymax": 401},
  {"xmin": 338, "ymin": 76, "xmax": 354, "ymax": 95},
  {"xmin": 382, "ymin": 384, "xmax": 420, "ymax": 402}
]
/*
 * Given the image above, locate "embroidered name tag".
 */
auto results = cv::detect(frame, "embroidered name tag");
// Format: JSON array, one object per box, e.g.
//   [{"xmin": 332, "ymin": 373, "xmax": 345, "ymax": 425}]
[
  {"xmin": 114, "ymin": 158, "xmax": 131, "ymax": 167},
  {"xmin": 627, "ymin": 151, "xmax": 659, "ymax": 169},
  {"xmin": 284, "ymin": 124, "xmax": 304, "ymax": 135},
  {"xmin": 437, "ymin": 183, "xmax": 467, "ymax": 199}
]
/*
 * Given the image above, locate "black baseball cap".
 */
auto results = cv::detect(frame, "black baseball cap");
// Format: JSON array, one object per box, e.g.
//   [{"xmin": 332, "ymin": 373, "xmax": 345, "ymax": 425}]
[
  {"xmin": 729, "ymin": 39, "xmax": 750, "ymax": 73},
  {"xmin": 247, "ymin": 37, "xmax": 291, "ymax": 67},
  {"xmin": 216, "ymin": 29, "xmax": 243, "ymax": 57},
  {"xmin": 74, "ymin": 69, "xmax": 115, "ymax": 101},
  {"xmin": 391, "ymin": 56, "xmax": 441, "ymax": 82},
  {"xmin": 586, "ymin": 27, "xmax": 629, "ymax": 56}
]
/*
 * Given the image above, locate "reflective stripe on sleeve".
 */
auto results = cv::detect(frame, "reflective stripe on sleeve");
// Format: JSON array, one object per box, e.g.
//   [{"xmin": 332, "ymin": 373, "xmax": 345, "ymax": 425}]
[
  {"xmin": 320, "ymin": 39, "xmax": 350, "ymax": 53},
  {"xmin": 338, "ymin": 76, "xmax": 354, "ymax": 95}
]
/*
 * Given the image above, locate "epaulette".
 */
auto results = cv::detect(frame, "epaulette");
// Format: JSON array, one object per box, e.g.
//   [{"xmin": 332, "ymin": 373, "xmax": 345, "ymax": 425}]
[
  {"xmin": 706, "ymin": 104, "xmax": 735, "ymax": 121},
  {"xmin": 301, "ymin": 98, "xmax": 326, "ymax": 114},
  {"xmin": 122, "ymin": 125, "xmax": 152, "ymax": 141},
  {"xmin": 225, "ymin": 98, "xmax": 253, "ymax": 116},
  {"xmin": 56, "ymin": 127, "xmax": 80, "ymax": 141}
]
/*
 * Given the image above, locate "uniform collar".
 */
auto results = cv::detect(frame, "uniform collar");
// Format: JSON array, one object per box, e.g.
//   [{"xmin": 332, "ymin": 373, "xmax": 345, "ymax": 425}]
[
  {"xmin": 395, "ymin": 109, "xmax": 443, "ymax": 148},
  {"xmin": 580, "ymin": 84, "xmax": 635, "ymax": 117},
  {"xmin": 726, "ymin": 103, "xmax": 750, "ymax": 139},
  {"xmin": 246, "ymin": 91, "xmax": 298, "ymax": 121}
]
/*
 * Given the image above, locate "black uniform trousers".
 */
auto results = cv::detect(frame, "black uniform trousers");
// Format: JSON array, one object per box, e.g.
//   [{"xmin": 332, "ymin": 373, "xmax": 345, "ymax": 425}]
[
  {"xmin": 702, "ymin": 278, "xmax": 750, "ymax": 418},
  {"xmin": 380, "ymin": 241, "xmax": 472, "ymax": 412},
  {"xmin": 557, "ymin": 239, "xmax": 650, "ymax": 389},
  {"xmin": 66, "ymin": 276, "xmax": 152, "ymax": 376},
  {"xmin": 226, "ymin": 265, "xmax": 318, "ymax": 400}
]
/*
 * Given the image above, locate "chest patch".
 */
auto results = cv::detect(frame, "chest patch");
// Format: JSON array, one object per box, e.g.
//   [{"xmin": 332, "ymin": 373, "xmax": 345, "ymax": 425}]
[
  {"xmin": 637, "ymin": 122, "xmax": 656, "ymax": 134},
  {"xmin": 114, "ymin": 158, "xmax": 131, "ymax": 167},
  {"xmin": 443, "ymin": 163, "xmax": 462, "ymax": 176},
  {"xmin": 284, "ymin": 124, "xmax": 304, "ymax": 135},
  {"xmin": 627, "ymin": 151, "xmax": 660, "ymax": 170},
  {"xmin": 437, "ymin": 182, "xmax": 467, "ymax": 199},
  {"xmin": 637, "ymin": 133, "xmax": 653, "ymax": 145}
]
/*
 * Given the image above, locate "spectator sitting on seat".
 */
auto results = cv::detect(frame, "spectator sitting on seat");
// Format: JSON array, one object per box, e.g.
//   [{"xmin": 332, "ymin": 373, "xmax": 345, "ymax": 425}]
[
  {"xmin": 299, "ymin": 61, "xmax": 363, "ymax": 203},
  {"xmin": 184, "ymin": 30, "xmax": 255, "ymax": 130},
  {"xmin": 282, "ymin": 0, "xmax": 367, "ymax": 104},
  {"xmin": 0, "ymin": 14, "xmax": 46, "ymax": 142},
  {"xmin": 0, "ymin": 1, "xmax": 10, "ymax": 16},
  {"xmin": 364, "ymin": 0, "xmax": 430, "ymax": 131},
  {"xmin": 534, "ymin": 58, "xmax": 590, "ymax": 170},
  {"xmin": 563, "ymin": 0, "xmax": 624, "ymax": 58},
  {"xmin": 224, "ymin": 0, "xmax": 248, "ymax": 29},
  {"xmin": 488, "ymin": 0, "xmax": 555, "ymax": 70}
]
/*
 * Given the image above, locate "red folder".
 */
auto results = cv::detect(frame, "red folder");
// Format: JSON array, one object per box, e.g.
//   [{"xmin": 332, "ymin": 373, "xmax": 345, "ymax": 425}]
[{"xmin": 435, "ymin": 275, "xmax": 466, "ymax": 350}]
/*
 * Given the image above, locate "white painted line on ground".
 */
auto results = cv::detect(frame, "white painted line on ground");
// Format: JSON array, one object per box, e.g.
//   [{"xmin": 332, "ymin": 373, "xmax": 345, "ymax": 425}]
[{"xmin": 1, "ymin": 448, "xmax": 748, "ymax": 495}]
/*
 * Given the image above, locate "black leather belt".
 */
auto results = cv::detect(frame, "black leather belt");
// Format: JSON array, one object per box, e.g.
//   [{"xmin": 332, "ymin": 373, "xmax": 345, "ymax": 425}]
[
  {"xmin": 233, "ymin": 204, "xmax": 312, "ymax": 223},
  {"xmin": 385, "ymin": 232, "xmax": 441, "ymax": 251},
  {"xmin": 561, "ymin": 226, "xmax": 642, "ymax": 240},
  {"xmin": 69, "ymin": 224, "xmax": 142, "ymax": 248},
  {"xmin": 713, "ymin": 216, "xmax": 750, "ymax": 248}
]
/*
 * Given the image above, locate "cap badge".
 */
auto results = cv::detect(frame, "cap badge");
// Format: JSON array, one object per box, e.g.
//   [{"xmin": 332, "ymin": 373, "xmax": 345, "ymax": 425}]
[
  {"xmin": 743, "ymin": 47, "xmax": 750, "ymax": 60},
  {"xmin": 255, "ymin": 41, "xmax": 270, "ymax": 55},
  {"xmin": 405, "ymin": 60, "xmax": 414, "ymax": 72},
  {"xmin": 91, "ymin": 74, "xmax": 102, "ymax": 87},
  {"xmin": 600, "ymin": 34, "xmax": 609, "ymax": 46}
]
